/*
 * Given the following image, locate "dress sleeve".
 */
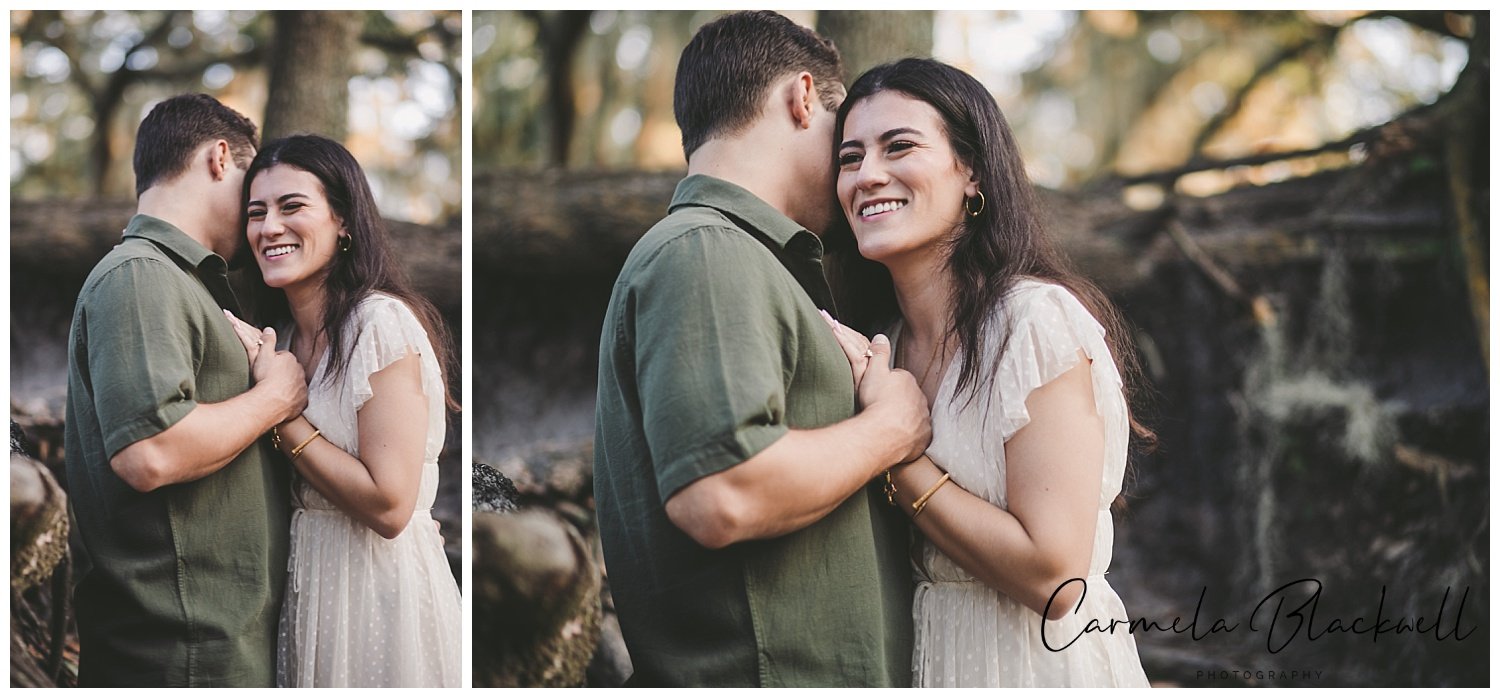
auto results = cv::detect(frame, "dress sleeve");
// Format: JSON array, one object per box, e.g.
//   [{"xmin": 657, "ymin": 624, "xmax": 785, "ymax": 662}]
[
  {"xmin": 346, "ymin": 296, "xmax": 439, "ymax": 412},
  {"xmin": 990, "ymin": 282, "xmax": 1124, "ymax": 444}
]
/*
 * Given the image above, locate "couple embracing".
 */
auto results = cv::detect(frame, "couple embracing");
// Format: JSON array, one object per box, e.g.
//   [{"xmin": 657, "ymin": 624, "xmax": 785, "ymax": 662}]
[
  {"xmin": 594, "ymin": 11, "xmax": 1152, "ymax": 687},
  {"xmin": 63, "ymin": 94, "xmax": 460, "ymax": 687}
]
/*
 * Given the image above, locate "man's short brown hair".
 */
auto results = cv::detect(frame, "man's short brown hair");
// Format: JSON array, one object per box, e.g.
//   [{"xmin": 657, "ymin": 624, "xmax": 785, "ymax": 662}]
[
  {"xmin": 673, "ymin": 11, "xmax": 844, "ymax": 159},
  {"xmin": 133, "ymin": 93, "xmax": 257, "ymax": 196}
]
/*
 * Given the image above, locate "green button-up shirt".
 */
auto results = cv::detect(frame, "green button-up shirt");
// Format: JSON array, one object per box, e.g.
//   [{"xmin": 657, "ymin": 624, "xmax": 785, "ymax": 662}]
[
  {"xmin": 593, "ymin": 175, "xmax": 913, "ymax": 687},
  {"xmin": 63, "ymin": 215, "xmax": 290, "ymax": 687}
]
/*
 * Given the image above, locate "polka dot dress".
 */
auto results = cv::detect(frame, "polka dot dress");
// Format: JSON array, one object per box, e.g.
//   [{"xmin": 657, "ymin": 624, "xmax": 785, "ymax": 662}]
[
  {"xmin": 905, "ymin": 279, "xmax": 1149, "ymax": 687},
  {"xmin": 276, "ymin": 294, "xmax": 461, "ymax": 687}
]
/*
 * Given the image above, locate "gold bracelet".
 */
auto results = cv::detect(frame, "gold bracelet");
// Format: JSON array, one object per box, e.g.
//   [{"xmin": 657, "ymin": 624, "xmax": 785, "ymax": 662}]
[
  {"xmin": 883, "ymin": 470, "xmax": 897, "ymax": 506},
  {"xmin": 289, "ymin": 429, "xmax": 322, "ymax": 461},
  {"xmin": 270, "ymin": 426, "xmax": 283, "ymax": 451},
  {"xmin": 911, "ymin": 472, "xmax": 952, "ymax": 517}
]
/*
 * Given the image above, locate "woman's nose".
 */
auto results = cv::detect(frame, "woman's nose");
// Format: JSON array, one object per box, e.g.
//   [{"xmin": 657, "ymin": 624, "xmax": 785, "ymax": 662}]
[
  {"xmin": 257, "ymin": 214, "xmax": 285, "ymax": 238},
  {"xmin": 856, "ymin": 156, "xmax": 888, "ymax": 189}
]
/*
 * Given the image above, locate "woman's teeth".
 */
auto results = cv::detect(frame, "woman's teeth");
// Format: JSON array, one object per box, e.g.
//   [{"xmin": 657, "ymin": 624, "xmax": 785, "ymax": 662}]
[
  {"xmin": 265, "ymin": 244, "xmax": 298, "ymax": 259},
  {"xmin": 861, "ymin": 201, "xmax": 906, "ymax": 217}
]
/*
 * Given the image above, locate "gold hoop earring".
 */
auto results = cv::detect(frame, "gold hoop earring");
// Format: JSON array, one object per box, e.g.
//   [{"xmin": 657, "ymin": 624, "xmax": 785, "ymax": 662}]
[
  {"xmin": 338, "ymin": 236, "xmax": 352, "ymax": 253},
  {"xmin": 965, "ymin": 191, "xmax": 986, "ymax": 218}
]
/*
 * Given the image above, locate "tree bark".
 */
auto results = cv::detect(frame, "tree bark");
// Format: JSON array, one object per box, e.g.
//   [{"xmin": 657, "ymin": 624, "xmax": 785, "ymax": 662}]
[
  {"xmin": 816, "ymin": 11, "xmax": 934, "ymax": 78},
  {"xmin": 262, "ymin": 11, "xmax": 360, "ymax": 141}
]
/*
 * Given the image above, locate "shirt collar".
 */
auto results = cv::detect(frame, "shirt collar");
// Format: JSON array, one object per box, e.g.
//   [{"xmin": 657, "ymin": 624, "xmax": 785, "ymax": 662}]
[
  {"xmin": 668, "ymin": 174, "xmax": 812, "ymax": 251},
  {"xmin": 121, "ymin": 214, "xmax": 225, "ymax": 272}
]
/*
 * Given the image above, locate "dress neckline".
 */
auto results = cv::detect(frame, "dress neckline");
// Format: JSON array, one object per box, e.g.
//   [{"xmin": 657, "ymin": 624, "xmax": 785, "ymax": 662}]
[
  {"xmin": 889, "ymin": 319, "xmax": 959, "ymax": 409},
  {"xmin": 284, "ymin": 324, "xmax": 331, "ymax": 387}
]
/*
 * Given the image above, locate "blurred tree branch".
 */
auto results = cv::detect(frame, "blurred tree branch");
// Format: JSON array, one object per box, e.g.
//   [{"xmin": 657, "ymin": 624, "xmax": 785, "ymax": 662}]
[
  {"xmin": 17, "ymin": 11, "xmax": 266, "ymax": 196},
  {"xmin": 1190, "ymin": 25, "xmax": 1342, "ymax": 155},
  {"xmin": 361, "ymin": 11, "xmax": 463, "ymax": 113},
  {"xmin": 1368, "ymin": 10, "xmax": 1475, "ymax": 40}
]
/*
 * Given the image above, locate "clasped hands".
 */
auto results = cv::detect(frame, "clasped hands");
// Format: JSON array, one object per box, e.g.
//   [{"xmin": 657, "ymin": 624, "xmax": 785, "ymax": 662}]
[
  {"xmin": 224, "ymin": 310, "xmax": 308, "ymax": 425},
  {"xmin": 818, "ymin": 310, "xmax": 932, "ymax": 467}
]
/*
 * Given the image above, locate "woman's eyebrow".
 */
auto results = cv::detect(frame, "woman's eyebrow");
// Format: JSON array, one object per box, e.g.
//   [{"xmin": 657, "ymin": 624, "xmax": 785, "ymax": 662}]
[
  {"xmin": 841, "ymin": 126, "xmax": 924, "ymax": 151},
  {"xmin": 247, "ymin": 192, "xmax": 310, "ymax": 207}
]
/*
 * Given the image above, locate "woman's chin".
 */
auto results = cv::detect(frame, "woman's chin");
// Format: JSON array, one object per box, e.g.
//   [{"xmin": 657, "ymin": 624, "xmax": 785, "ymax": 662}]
[{"xmin": 855, "ymin": 239, "xmax": 904, "ymax": 265}]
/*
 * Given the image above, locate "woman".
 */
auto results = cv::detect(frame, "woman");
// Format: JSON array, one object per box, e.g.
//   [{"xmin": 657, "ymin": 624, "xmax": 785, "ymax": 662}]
[
  {"xmin": 227, "ymin": 135, "xmax": 461, "ymax": 687},
  {"xmin": 824, "ymin": 58, "xmax": 1151, "ymax": 687}
]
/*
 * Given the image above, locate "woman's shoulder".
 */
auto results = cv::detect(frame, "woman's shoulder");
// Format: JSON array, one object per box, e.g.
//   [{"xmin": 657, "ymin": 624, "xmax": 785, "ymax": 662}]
[
  {"xmin": 353, "ymin": 291, "xmax": 421, "ymax": 325},
  {"xmin": 993, "ymin": 277, "xmax": 1099, "ymax": 333},
  {"xmin": 345, "ymin": 292, "xmax": 432, "ymax": 349}
]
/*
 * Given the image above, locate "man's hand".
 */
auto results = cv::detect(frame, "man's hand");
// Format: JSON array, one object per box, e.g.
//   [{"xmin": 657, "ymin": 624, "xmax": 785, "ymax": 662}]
[
  {"xmin": 251, "ymin": 327, "xmax": 308, "ymax": 424},
  {"xmin": 857, "ymin": 334, "xmax": 932, "ymax": 464}
]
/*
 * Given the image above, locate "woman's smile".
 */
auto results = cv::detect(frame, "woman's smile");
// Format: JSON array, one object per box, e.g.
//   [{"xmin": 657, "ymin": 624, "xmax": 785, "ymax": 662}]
[
  {"xmin": 858, "ymin": 198, "xmax": 908, "ymax": 220},
  {"xmin": 262, "ymin": 243, "xmax": 300, "ymax": 259}
]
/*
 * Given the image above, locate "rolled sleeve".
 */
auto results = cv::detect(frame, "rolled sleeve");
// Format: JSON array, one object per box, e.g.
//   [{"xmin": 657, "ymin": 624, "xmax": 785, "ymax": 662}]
[
  {"xmin": 631, "ymin": 228, "xmax": 797, "ymax": 500},
  {"xmin": 83, "ymin": 258, "xmax": 203, "ymax": 459}
]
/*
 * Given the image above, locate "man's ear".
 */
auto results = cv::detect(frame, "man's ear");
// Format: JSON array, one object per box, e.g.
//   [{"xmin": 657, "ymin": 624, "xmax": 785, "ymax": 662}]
[
  {"xmin": 786, "ymin": 71, "xmax": 817, "ymax": 130},
  {"xmin": 206, "ymin": 139, "xmax": 232, "ymax": 181}
]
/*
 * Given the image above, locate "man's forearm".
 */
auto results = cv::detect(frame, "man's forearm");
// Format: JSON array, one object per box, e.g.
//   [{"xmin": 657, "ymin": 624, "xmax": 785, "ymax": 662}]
[
  {"xmin": 109, "ymin": 383, "xmax": 289, "ymax": 492},
  {"xmin": 665, "ymin": 405, "xmax": 912, "ymax": 549}
]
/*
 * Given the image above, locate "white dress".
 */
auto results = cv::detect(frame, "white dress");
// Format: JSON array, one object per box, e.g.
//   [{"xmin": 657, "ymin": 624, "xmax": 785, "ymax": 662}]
[
  {"xmin": 907, "ymin": 279, "xmax": 1149, "ymax": 687},
  {"xmin": 276, "ymin": 293, "xmax": 462, "ymax": 687}
]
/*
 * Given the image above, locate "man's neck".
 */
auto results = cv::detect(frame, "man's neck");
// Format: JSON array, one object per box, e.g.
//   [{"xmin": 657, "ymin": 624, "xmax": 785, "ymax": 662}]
[
  {"xmin": 687, "ymin": 136, "xmax": 803, "ymax": 226},
  {"xmin": 136, "ymin": 186, "xmax": 228, "ymax": 259}
]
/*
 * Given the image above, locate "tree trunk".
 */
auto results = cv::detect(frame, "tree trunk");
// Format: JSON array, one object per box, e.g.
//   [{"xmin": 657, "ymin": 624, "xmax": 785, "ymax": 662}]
[
  {"xmin": 523, "ymin": 11, "xmax": 592, "ymax": 168},
  {"xmin": 816, "ymin": 11, "xmax": 935, "ymax": 78},
  {"xmin": 262, "ymin": 11, "xmax": 360, "ymax": 141}
]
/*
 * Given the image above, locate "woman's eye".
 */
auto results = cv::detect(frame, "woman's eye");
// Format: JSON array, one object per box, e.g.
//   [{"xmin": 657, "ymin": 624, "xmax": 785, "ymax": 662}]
[
  {"xmin": 281, "ymin": 202, "xmax": 303, "ymax": 214},
  {"xmin": 888, "ymin": 140, "xmax": 915, "ymax": 154},
  {"xmin": 838, "ymin": 152, "xmax": 862, "ymax": 167},
  {"xmin": 247, "ymin": 209, "xmax": 265, "ymax": 219}
]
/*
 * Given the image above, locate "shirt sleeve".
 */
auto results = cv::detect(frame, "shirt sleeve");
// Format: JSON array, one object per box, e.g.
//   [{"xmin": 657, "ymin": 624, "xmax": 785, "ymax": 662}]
[
  {"xmin": 628, "ymin": 227, "xmax": 798, "ymax": 501},
  {"xmin": 82, "ymin": 258, "xmax": 204, "ymax": 459}
]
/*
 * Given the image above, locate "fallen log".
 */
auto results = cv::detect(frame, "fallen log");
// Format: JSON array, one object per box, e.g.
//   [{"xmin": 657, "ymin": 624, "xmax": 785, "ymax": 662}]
[{"xmin": 8, "ymin": 203, "xmax": 461, "ymax": 311}]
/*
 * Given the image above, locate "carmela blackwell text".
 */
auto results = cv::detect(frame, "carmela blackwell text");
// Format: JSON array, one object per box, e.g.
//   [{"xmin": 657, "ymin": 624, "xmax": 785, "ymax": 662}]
[{"xmin": 1040, "ymin": 578, "xmax": 1476, "ymax": 653}]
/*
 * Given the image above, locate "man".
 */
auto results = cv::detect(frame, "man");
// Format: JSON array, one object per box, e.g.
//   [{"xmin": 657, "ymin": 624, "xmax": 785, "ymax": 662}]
[
  {"xmin": 64, "ymin": 94, "xmax": 307, "ymax": 687},
  {"xmin": 593, "ymin": 12, "xmax": 933, "ymax": 687}
]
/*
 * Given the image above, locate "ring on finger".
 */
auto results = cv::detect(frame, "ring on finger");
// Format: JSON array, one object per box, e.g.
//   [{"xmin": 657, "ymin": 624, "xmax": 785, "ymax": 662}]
[{"xmin": 863, "ymin": 348, "xmax": 874, "ymax": 358}]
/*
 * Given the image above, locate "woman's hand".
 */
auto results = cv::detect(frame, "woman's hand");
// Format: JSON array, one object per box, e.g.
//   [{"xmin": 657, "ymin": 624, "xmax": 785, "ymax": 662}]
[
  {"xmin": 224, "ymin": 309, "xmax": 267, "ymax": 365},
  {"xmin": 819, "ymin": 310, "xmax": 875, "ymax": 388}
]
